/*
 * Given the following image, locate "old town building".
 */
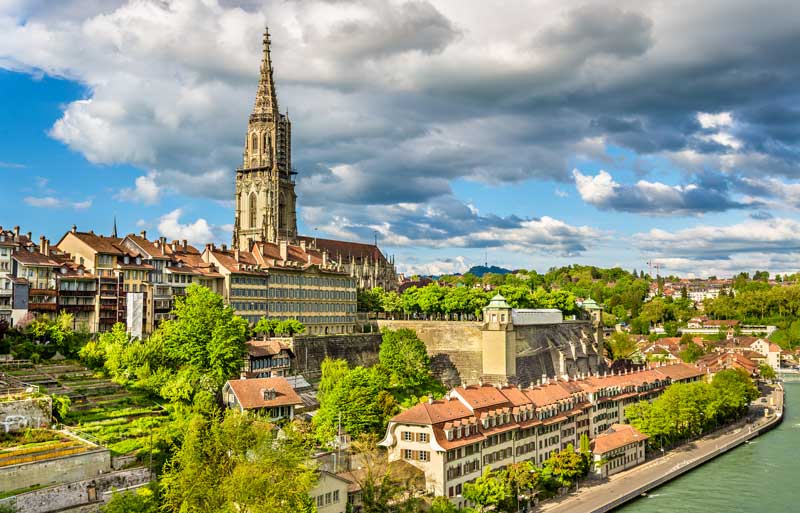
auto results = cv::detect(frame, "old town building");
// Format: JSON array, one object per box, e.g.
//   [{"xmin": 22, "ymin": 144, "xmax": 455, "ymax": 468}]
[{"xmin": 378, "ymin": 363, "xmax": 703, "ymax": 508}]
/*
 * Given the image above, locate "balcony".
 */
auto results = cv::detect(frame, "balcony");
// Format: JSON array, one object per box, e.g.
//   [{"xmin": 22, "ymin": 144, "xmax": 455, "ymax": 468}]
[
  {"xmin": 59, "ymin": 289, "xmax": 96, "ymax": 297},
  {"xmin": 30, "ymin": 302, "xmax": 58, "ymax": 312},
  {"xmin": 30, "ymin": 288, "xmax": 57, "ymax": 297},
  {"xmin": 60, "ymin": 305, "xmax": 95, "ymax": 313}
]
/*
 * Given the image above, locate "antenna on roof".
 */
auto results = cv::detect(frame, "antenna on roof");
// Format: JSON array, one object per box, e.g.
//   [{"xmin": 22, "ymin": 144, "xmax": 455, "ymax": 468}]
[{"xmin": 112, "ymin": 215, "xmax": 118, "ymax": 238}]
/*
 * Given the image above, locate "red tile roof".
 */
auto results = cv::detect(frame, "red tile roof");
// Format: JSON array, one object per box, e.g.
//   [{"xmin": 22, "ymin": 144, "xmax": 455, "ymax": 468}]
[
  {"xmin": 591, "ymin": 424, "xmax": 649, "ymax": 454},
  {"xmin": 391, "ymin": 398, "xmax": 472, "ymax": 425},
  {"xmin": 225, "ymin": 377, "xmax": 303, "ymax": 410}
]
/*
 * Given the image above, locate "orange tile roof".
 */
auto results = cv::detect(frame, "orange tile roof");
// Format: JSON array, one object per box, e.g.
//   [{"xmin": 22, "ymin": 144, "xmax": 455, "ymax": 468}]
[
  {"xmin": 392, "ymin": 398, "xmax": 472, "ymax": 425},
  {"xmin": 452, "ymin": 384, "xmax": 509, "ymax": 410},
  {"xmin": 67, "ymin": 231, "xmax": 125, "ymax": 255},
  {"xmin": 591, "ymin": 424, "xmax": 648, "ymax": 454},
  {"xmin": 225, "ymin": 377, "xmax": 303, "ymax": 409}
]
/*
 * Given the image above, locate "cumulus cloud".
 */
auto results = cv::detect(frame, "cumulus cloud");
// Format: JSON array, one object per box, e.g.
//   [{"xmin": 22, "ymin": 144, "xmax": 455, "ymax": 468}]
[
  {"xmin": 157, "ymin": 208, "xmax": 229, "ymax": 245},
  {"xmin": 397, "ymin": 256, "xmax": 470, "ymax": 277},
  {"xmin": 634, "ymin": 218, "xmax": 800, "ymax": 258},
  {"xmin": 303, "ymin": 194, "xmax": 606, "ymax": 256},
  {"xmin": 24, "ymin": 196, "xmax": 92, "ymax": 209},
  {"xmin": 116, "ymin": 172, "xmax": 161, "ymax": 204},
  {"xmin": 573, "ymin": 169, "xmax": 754, "ymax": 215}
]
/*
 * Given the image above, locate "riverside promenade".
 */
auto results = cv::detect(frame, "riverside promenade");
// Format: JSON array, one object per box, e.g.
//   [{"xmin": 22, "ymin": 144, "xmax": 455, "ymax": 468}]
[{"xmin": 540, "ymin": 384, "xmax": 784, "ymax": 513}]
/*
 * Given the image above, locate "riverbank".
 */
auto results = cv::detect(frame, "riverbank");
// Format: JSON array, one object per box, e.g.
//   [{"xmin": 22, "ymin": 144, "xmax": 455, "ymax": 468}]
[{"xmin": 539, "ymin": 384, "xmax": 784, "ymax": 513}]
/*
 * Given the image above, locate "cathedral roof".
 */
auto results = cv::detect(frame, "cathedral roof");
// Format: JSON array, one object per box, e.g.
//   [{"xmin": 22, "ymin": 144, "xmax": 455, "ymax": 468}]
[{"xmin": 296, "ymin": 236, "xmax": 388, "ymax": 264}]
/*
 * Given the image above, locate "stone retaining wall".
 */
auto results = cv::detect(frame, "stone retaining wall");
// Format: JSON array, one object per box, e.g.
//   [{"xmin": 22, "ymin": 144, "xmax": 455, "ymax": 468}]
[
  {"xmin": 0, "ymin": 467, "xmax": 150, "ymax": 513},
  {"xmin": 0, "ymin": 447, "xmax": 111, "ymax": 492},
  {"xmin": 290, "ymin": 333, "xmax": 382, "ymax": 379}
]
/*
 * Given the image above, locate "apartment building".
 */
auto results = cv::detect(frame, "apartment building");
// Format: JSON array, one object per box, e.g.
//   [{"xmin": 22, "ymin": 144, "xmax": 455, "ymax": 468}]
[
  {"xmin": 378, "ymin": 363, "xmax": 703, "ymax": 507},
  {"xmin": 0, "ymin": 227, "xmax": 35, "ymax": 324}
]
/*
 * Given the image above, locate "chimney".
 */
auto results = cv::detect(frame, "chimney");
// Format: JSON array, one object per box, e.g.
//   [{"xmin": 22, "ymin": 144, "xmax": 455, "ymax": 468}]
[
  {"xmin": 27, "ymin": 231, "xmax": 32, "ymax": 240},
  {"xmin": 71, "ymin": 224, "xmax": 77, "ymax": 234},
  {"xmin": 39, "ymin": 235, "xmax": 46, "ymax": 254},
  {"xmin": 307, "ymin": 254, "xmax": 312, "ymax": 264},
  {"xmin": 182, "ymin": 239, "xmax": 187, "ymax": 250},
  {"xmin": 140, "ymin": 230, "xmax": 147, "ymax": 239},
  {"xmin": 221, "ymin": 243, "xmax": 228, "ymax": 252},
  {"xmin": 13, "ymin": 226, "xmax": 19, "ymax": 237},
  {"xmin": 299, "ymin": 240, "xmax": 306, "ymax": 251},
  {"xmin": 159, "ymin": 236, "xmax": 167, "ymax": 247},
  {"xmin": 171, "ymin": 241, "xmax": 178, "ymax": 253},
  {"xmin": 234, "ymin": 249, "xmax": 240, "ymax": 262},
  {"xmin": 279, "ymin": 240, "xmax": 288, "ymax": 261},
  {"xmin": 322, "ymin": 249, "xmax": 328, "ymax": 267}
]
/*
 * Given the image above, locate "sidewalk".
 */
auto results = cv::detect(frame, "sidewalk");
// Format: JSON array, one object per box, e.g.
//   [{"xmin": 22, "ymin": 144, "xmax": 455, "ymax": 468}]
[{"xmin": 538, "ymin": 386, "xmax": 782, "ymax": 513}]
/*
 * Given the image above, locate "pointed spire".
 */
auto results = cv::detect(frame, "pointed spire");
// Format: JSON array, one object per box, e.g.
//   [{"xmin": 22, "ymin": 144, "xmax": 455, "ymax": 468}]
[
  {"xmin": 112, "ymin": 215, "xmax": 118, "ymax": 238},
  {"xmin": 251, "ymin": 26, "xmax": 278, "ymax": 120}
]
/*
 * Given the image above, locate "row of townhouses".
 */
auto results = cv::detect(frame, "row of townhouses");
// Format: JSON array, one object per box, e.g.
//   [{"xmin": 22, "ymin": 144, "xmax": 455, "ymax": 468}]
[
  {"xmin": 379, "ymin": 362, "xmax": 703, "ymax": 508},
  {"xmin": 0, "ymin": 224, "xmax": 392, "ymax": 336}
]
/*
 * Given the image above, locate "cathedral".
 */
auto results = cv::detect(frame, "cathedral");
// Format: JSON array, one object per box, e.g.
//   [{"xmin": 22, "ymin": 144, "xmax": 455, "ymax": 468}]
[
  {"xmin": 232, "ymin": 28, "xmax": 397, "ymax": 291},
  {"xmin": 233, "ymin": 28, "xmax": 297, "ymax": 247}
]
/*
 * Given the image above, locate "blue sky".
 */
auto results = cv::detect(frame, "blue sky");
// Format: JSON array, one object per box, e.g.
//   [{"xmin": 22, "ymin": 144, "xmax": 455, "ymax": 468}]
[{"xmin": 2, "ymin": 0, "xmax": 800, "ymax": 278}]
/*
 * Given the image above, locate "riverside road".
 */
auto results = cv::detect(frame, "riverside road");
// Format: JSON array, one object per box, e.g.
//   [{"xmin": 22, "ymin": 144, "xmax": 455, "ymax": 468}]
[{"xmin": 539, "ymin": 384, "xmax": 784, "ymax": 513}]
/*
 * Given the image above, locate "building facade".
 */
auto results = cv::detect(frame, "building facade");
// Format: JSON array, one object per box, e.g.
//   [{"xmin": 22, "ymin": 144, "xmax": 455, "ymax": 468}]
[{"xmin": 378, "ymin": 363, "xmax": 703, "ymax": 507}]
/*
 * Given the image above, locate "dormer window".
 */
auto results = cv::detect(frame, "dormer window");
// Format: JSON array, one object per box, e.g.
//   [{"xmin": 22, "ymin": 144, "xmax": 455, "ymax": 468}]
[{"xmin": 262, "ymin": 388, "xmax": 276, "ymax": 401}]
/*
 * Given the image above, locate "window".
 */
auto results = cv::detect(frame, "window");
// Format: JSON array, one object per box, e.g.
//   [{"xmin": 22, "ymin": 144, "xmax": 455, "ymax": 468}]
[
  {"xmin": 402, "ymin": 431, "xmax": 413, "ymax": 442},
  {"xmin": 333, "ymin": 490, "xmax": 339, "ymax": 503},
  {"xmin": 249, "ymin": 193, "xmax": 258, "ymax": 229},
  {"xmin": 251, "ymin": 133, "xmax": 258, "ymax": 152},
  {"xmin": 403, "ymin": 449, "xmax": 413, "ymax": 460},
  {"xmin": 419, "ymin": 451, "xmax": 429, "ymax": 461},
  {"xmin": 418, "ymin": 432, "xmax": 429, "ymax": 443}
]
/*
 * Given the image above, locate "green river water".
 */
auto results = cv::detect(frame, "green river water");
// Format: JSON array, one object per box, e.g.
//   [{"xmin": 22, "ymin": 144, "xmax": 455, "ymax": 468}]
[{"xmin": 617, "ymin": 380, "xmax": 800, "ymax": 513}]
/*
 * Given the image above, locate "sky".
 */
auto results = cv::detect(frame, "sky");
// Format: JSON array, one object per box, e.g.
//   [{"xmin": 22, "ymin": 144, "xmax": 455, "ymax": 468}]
[{"xmin": 1, "ymin": 0, "xmax": 800, "ymax": 278}]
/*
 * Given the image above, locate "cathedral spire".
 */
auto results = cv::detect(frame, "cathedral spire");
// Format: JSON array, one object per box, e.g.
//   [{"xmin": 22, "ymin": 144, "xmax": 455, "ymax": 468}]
[{"xmin": 251, "ymin": 26, "xmax": 278, "ymax": 120}]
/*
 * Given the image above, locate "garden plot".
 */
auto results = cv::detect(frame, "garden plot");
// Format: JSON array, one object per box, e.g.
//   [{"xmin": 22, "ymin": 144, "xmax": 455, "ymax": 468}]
[{"xmin": 1, "ymin": 361, "xmax": 167, "ymax": 457}]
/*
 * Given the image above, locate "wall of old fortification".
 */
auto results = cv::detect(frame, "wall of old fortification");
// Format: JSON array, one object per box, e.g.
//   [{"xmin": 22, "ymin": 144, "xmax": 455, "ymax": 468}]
[
  {"xmin": 290, "ymin": 333, "xmax": 382, "ymax": 379},
  {"xmin": 377, "ymin": 320, "xmax": 484, "ymax": 387},
  {"xmin": 377, "ymin": 319, "xmax": 600, "ymax": 388},
  {"xmin": 513, "ymin": 321, "xmax": 600, "ymax": 387}
]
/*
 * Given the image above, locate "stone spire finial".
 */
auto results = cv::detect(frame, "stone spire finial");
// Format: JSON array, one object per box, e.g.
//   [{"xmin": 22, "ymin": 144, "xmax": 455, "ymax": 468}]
[{"xmin": 251, "ymin": 26, "xmax": 278, "ymax": 120}]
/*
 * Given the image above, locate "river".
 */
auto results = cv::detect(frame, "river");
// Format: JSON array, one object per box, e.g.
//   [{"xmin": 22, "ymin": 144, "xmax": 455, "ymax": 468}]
[{"xmin": 616, "ymin": 380, "xmax": 799, "ymax": 513}]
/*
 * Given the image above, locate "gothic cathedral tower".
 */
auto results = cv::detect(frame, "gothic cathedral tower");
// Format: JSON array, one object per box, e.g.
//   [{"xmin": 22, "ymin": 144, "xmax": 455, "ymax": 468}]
[{"xmin": 233, "ymin": 27, "xmax": 298, "ymax": 250}]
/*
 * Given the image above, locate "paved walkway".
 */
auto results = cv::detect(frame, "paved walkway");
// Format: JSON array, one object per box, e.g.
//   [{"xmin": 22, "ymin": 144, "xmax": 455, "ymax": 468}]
[{"xmin": 539, "ymin": 385, "xmax": 783, "ymax": 513}]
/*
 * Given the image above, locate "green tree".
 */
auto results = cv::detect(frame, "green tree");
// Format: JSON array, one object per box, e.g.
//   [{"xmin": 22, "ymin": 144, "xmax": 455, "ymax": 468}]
[
  {"xmin": 679, "ymin": 342, "xmax": 704, "ymax": 363},
  {"xmin": 379, "ymin": 328, "xmax": 431, "ymax": 387},
  {"xmin": 607, "ymin": 332, "xmax": 637, "ymax": 360},
  {"xmin": 254, "ymin": 317, "xmax": 279, "ymax": 337},
  {"xmin": 543, "ymin": 444, "xmax": 585, "ymax": 488},
  {"xmin": 101, "ymin": 484, "xmax": 159, "ymax": 513},
  {"xmin": 275, "ymin": 319, "xmax": 306, "ymax": 336},
  {"xmin": 430, "ymin": 496, "xmax": 460, "ymax": 513},
  {"xmin": 462, "ymin": 467, "xmax": 509, "ymax": 512},
  {"xmin": 759, "ymin": 363, "xmax": 777, "ymax": 380},
  {"xmin": 313, "ymin": 366, "xmax": 397, "ymax": 442},
  {"xmin": 161, "ymin": 411, "xmax": 317, "ymax": 513}
]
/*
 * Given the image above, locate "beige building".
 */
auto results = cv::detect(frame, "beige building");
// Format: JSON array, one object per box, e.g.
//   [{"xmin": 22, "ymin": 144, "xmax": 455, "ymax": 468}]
[
  {"xmin": 591, "ymin": 423, "xmax": 648, "ymax": 478},
  {"xmin": 310, "ymin": 471, "xmax": 350, "ymax": 513},
  {"xmin": 379, "ymin": 363, "xmax": 703, "ymax": 507}
]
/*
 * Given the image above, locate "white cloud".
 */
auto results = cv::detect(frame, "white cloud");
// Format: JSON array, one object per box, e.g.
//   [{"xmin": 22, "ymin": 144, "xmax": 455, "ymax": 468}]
[
  {"xmin": 397, "ymin": 256, "xmax": 469, "ymax": 276},
  {"xmin": 156, "ymin": 208, "xmax": 231, "ymax": 245},
  {"xmin": 573, "ymin": 169, "xmax": 617, "ymax": 204},
  {"xmin": 116, "ymin": 172, "xmax": 161, "ymax": 204},
  {"xmin": 634, "ymin": 217, "xmax": 800, "ymax": 257},
  {"xmin": 696, "ymin": 111, "xmax": 733, "ymax": 129},
  {"xmin": 24, "ymin": 196, "xmax": 92, "ymax": 209},
  {"xmin": 157, "ymin": 209, "xmax": 214, "ymax": 244}
]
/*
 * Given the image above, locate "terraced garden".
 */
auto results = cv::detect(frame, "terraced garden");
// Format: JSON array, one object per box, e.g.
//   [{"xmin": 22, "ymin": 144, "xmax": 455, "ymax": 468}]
[{"xmin": 1, "ymin": 361, "xmax": 168, "ymax": 457}]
